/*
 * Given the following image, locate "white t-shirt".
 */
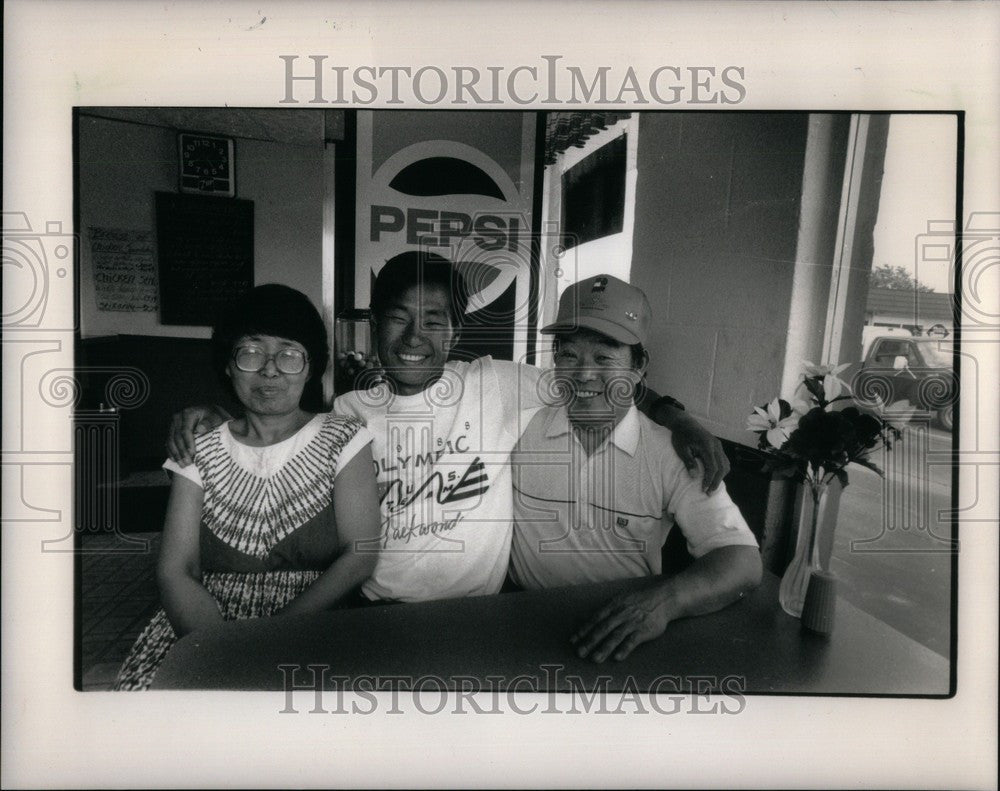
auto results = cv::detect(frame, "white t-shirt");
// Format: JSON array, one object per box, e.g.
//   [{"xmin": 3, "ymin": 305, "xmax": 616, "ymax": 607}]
[{"xmin": 334, "ymin": 356, "xmax": 544, "ymax": 602}]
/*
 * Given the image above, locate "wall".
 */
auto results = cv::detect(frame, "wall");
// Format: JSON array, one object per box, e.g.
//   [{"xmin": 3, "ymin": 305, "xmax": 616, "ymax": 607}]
[
  {"xmin": 76, "ymin": 113, "xmax": 326, "ymax": 472},
  {"xmin": 630, "ymin": 113, "xmax": 810, "ymax": 443},
  {"xmin": 77, "ymin": 114, "xmax": 325, "ymax": 338}
]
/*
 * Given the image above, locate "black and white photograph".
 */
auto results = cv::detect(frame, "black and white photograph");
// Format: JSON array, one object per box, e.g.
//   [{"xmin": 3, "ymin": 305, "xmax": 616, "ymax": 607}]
[
  {"xmin": 3, "ymin": 2, "xmax": 998, "ymax": 789},
  {"xmin": 70, "ymin": 107, "xmax": 958, "ymax": 698}
]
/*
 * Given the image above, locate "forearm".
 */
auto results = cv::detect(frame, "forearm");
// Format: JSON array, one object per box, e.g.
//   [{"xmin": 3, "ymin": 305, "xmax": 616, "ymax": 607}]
[
  {"xmin": 278, "ymin": 550, "xmax": 377, "ymax": 616},
  {"xmin": 650, "ymin": 545, "xmax": 762, "ymax": 622},
  {"xmin": 158, "ymin": 571, "xmax": 224, "ymax": 637},
  {"xmin": 636, "ymin": 387, "xmax": 698, "ymax": 432},
  {"xmin": 638, "ymin": 386, "xmax": 729, "ymax": 492}
]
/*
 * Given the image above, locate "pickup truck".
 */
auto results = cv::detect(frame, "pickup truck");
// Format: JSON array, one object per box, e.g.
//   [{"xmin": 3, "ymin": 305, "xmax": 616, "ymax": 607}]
[{"xmin": 853, "ymin": 336, "xmax": 956, "ymax": 430}]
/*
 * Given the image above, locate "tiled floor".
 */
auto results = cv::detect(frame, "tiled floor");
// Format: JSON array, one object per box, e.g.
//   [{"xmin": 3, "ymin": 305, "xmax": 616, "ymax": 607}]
[{"xmin": 79, "ymin": 531, "xmax": 162, "ymax": 691}]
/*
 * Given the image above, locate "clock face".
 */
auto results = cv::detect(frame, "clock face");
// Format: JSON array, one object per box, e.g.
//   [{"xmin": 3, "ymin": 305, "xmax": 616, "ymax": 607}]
[{"xmin": 179, "ymin": 134, "xmax": 234, "ymax": 195}]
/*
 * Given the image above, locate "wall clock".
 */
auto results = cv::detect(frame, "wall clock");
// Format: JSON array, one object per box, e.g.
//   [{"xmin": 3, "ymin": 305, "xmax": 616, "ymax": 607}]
[{"xmin": 178, "ymin": 133, "xmax": 235, "ymax": 197}]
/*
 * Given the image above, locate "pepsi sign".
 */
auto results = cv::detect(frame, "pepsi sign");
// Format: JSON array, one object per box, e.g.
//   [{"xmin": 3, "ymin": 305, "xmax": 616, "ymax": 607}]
[{"xmin": 354, "ymin": 113, "xmax": 536, "ymax": 324}]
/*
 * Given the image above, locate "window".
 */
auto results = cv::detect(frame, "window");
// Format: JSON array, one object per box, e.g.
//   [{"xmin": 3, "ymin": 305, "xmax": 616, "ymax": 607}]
[
  {"xmin": 872, "ymin": 339, "xmax": 911, "ymax": 364},
  {"xmin": 560, "ymin": 134, "xmax": 627, "ymax": 249}
]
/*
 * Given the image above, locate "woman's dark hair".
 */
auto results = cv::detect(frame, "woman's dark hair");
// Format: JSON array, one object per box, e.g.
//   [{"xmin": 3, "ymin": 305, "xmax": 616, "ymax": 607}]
[
  {"xmin": 212, "ymin": 284, "xmax": 329, "ymax": 410},
  {"xmin": 370, "ymin": 251, "xmax": 468, "ymax": 328}
]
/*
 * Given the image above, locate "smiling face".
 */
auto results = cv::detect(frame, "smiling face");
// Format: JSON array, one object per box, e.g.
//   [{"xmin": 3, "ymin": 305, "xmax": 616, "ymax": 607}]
[
  {"xmin": 553, "ymin": 329, "xmax": 645, "ymax": 427},
  {"xmin": 373, "ymin": 283, "xmax": 458, "ymax": 396},
  {"xmin": 226, "ymin": 334, "xmax": 311, "ymax": 417}
]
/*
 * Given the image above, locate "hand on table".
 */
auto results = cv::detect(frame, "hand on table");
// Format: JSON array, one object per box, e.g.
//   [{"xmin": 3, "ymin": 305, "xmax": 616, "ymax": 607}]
[{"xmin": 571, "ymin": 586, "xmax": 673, "ymax": 663}]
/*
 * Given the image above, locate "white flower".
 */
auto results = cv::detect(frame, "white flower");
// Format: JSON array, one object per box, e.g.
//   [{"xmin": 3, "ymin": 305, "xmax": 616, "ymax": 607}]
[
  {"xmin": 822, "ymin": 373, "xmax": 848, "ymax": 400},
  {"xmin": 789, "ymin": 398, "xmax": 811, "ymax": 415},
  {"xmin": 803, "ymin": 360, "xmax": 853, "ymax": 399},
  {"xmin": 747, "ymin": 398, "xmax": 799, "ymax": 448},
  {"xmin": 802, "ymin": 361, "xmax": 851, "ymax": 378}
]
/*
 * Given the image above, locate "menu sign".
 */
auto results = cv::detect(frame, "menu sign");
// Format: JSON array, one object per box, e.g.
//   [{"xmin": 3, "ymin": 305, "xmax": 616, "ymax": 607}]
[{"xmin": 89, "ymin": 227, "xmax": 158, "ymax": 313}]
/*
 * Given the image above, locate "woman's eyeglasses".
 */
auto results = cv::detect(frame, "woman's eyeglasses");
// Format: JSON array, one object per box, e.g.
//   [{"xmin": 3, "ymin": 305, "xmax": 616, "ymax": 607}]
[{"xmin": 232, "ymin": 346, "xmax": 309, "ymax": 375}]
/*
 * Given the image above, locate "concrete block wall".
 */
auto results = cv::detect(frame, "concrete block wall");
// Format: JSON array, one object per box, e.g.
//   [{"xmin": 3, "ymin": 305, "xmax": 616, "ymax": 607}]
[{"xmin": 630, "ymin": 113, "xmax": 810, "ymax": 442}]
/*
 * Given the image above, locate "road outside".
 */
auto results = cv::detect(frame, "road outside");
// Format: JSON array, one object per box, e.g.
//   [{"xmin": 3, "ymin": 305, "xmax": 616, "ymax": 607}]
[{"xmin": 831, "ymin": 421, "xmax": 955, "ymax": 658}]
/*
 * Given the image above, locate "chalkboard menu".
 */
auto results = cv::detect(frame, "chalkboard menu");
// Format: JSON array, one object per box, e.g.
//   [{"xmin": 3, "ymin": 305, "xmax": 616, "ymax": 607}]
[{"xmin": 155, "ymin": 192, "xmax": 254, "ymax": 325}]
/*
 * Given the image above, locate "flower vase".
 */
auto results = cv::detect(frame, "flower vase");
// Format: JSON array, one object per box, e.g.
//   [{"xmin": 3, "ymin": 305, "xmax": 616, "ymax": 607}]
[{"xmin": 779, "ymin": 486, "xmax": 828, "ymax": 617}]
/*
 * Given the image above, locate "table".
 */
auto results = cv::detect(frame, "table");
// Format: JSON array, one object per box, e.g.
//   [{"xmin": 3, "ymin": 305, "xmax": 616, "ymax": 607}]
[{"xmin": 152, "ymin": 573, "xmax": 951, "ymax": 695}]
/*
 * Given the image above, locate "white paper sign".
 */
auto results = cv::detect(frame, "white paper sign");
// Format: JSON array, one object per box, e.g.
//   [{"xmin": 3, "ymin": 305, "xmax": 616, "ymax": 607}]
[{"xmin": 89, "ymin": 227, "xmax": 157, "ymax": 313}]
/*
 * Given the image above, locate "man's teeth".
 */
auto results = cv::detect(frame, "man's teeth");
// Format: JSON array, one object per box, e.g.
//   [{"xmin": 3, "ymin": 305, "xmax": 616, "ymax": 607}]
[
  {"xmin": 575, "ymin": 390, "xmax": 602, "ymax": 398},
  {"xmin": 398, "ymin": 353, "xmax": 425, "ymax": 362}
]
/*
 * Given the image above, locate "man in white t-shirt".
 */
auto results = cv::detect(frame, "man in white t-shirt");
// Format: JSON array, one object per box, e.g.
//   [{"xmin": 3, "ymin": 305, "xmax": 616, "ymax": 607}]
[
  {"xmin": 169, "ymin": 252, "xmax": 730, "ymax": 603},
  {"xmin": 510, "ymin": 275, "xmax": 762, "ymax": 662},
  {"xmin": 332, "ymin": 255, "xmax": 534, "ymax": 601}
]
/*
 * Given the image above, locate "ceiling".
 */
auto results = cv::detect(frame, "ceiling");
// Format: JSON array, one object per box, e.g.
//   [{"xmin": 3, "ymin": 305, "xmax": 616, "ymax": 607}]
[{"xmin": 76, "ymin": 107, "xmax": 342, "ymax": 146}]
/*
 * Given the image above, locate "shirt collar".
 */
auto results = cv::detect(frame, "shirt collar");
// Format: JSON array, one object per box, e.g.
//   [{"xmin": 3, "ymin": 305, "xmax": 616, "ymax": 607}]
[
  {"xmin": 607, "ymin": 406, "xmax": 641, "ymax": 456},
  {"xmin": 543, "ymin": 406, "xmax": 573, "ymax": 439},
  {"xmin": 543, "ymin": 405, "xmax": 641, "ymax": 457}
]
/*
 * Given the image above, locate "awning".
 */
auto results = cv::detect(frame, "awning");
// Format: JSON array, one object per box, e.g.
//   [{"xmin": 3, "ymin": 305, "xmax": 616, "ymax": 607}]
[{"xmin": 544, "ymin": 112, "xmax": 632, "ymax": 165}]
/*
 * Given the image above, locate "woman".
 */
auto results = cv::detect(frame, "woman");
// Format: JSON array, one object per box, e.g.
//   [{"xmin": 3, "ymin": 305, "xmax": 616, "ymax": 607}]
[{"xmin": 114, "ymin": 284, "xmax": 381, "ymax": 690}]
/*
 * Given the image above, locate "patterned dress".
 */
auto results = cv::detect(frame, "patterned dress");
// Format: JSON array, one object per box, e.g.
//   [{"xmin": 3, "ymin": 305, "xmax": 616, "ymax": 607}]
[{"xmin": 114, "ymin": 412, "xmax": 370, "ymax": 690}]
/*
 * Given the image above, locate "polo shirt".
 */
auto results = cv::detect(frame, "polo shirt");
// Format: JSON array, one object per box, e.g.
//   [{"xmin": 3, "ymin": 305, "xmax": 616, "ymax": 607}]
[{"xmin": 509, "ymin": 405, "xmax": 758, "ymax": 590}]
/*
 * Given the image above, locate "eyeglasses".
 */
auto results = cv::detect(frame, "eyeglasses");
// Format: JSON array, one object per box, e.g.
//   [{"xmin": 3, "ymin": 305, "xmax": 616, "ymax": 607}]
[{"xmin": 232, "ymin": 345, "xmax": 309, "ymax": 374}]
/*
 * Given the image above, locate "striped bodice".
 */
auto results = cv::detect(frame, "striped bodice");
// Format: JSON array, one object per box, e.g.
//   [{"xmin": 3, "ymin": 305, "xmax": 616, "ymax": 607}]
[{"xmin": 193, "ymin": 413, "xmax": 364, "ymax": 562}]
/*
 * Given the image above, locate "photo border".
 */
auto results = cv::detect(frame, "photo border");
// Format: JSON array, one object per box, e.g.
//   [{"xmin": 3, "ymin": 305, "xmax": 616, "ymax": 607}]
[{"xmin": 3, "ymin": 2, "xmax": 997, "ymax": 788}]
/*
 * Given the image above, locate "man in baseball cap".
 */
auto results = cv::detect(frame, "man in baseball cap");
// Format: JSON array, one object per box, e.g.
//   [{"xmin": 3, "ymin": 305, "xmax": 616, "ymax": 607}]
[
  {"xmin": 542, "ymin": 274, "xmax": 653, "ymax": 346},
  {"xmin": 510, "ymin": 274, "xmax": 762, "ymax": 663},
  {"xmin": 539, "ymin": 274, "xmax": 653, "ymax": 433}
]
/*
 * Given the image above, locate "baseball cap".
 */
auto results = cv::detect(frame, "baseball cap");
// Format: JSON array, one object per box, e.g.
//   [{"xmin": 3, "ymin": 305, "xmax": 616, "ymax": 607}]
[{"xmin": 541, "ymin": 275, "xmax": 651, "ymax": 346}]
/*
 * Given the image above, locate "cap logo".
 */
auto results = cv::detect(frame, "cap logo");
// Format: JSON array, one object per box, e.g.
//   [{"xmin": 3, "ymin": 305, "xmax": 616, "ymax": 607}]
[{"xmin": 625, "ymin": 310, "xmax": 638, "ymax": 321}]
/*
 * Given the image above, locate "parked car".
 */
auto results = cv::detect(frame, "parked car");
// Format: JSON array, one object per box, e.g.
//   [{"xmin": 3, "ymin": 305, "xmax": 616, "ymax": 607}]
[
  {"xmin": 854, "ymin": 336, "xmax": 956, "ymax": 431},
  {"xmin": 861, "ymin": 325, "xmax": 918, "ymax": 359}
]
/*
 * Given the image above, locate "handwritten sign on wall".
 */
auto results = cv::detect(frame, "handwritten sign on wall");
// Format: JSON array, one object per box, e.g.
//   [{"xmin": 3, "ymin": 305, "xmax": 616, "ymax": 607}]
[{"xmin": 89, "ymin": 227, "xmax": 158, "ymax": 312}]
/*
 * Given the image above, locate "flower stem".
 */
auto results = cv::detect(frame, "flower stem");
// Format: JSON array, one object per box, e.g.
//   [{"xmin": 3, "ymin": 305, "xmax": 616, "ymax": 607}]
[{"xmin": 807, "ymin": 484, "xmax": 822, "ymax": 567}]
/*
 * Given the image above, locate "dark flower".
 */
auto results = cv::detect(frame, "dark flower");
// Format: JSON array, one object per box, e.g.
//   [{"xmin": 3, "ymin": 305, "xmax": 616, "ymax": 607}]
[
  {"xmin": 748, "ymin": 366, "xmax": 903, "ymax": 490},
  {"xmin": 784, "ymin": 407, "xmax": 854, "ymax": 470}
]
